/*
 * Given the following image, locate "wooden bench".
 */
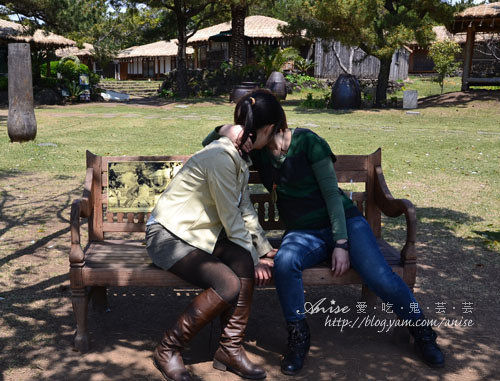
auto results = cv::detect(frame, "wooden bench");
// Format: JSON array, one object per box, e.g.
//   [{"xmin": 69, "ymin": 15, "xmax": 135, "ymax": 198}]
[{"xmin": 70, "ymin": 149, "xmax": 417, "ymax": 352}]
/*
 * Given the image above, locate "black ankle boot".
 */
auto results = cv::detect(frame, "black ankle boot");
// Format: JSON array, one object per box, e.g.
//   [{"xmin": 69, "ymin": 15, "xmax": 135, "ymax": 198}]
[
  {"xmin": 280, "ymin": 319, "xmax": 310, "ymax": 375},
  {"xmin": 409, "ymin": 318, "xmax": 445, "ymax": 368}
]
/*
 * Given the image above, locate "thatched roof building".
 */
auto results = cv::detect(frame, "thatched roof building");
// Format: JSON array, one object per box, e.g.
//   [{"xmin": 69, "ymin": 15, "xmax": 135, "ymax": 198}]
[
  {"xmin": 449, "ymin": 2, "xmax": 500, "ymax": 89},
  {"xmin": 114, "ymin": 40, "xmax": 193, "ymax": 80},
  {"xmin": 188, "ymin": 15, "xmax": 291, "ymax": 70},
  {"xmin": 188, "ymin": 15, "xmax": 288, "ymax": 45},
  {"xmin": 0, "ymin": 19, "xmax": 75, "ymax": 47},
  {"xmin": 453, "ymin": 2, "xmax": 500, "ymax": 32},
  {"xmin": 432, "ymin": 25, "xmax": 495, "ymax": 44},
  {"xmin": 408, "ymin": 24, "xmax": 500, "ymax": 74},
  {"xmin": 56, "ymin": 42, "xmax": 95, "ymax": 58},
  {"xmin": 116, "ymin": 40, "xmax": 193, "ymax": 59}
]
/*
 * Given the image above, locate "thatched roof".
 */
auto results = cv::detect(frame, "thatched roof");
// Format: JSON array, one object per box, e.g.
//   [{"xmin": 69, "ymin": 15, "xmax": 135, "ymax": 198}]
[
  {"xmin": 0, "ymin": 19, "xmax": 75, "ymax": 47},
  {"xmin": 55, "ymin": 42, "xmax": 94, "ymax": 58},
  {"xmin": 189, "ymin": 15, "xmax": 287, "ymax": 44},
  {"xmin": 116, "ymin": 40, "xmax": 193, "ymax": 60},
  {"xmin": 455, "ymin": 2, "xmax": 500, "ymax": 19},
  {"xmin": 451, "ymin": 2, "xmax": 500, "ymax": 33},
  {"xmin": 408, "ymin": 25, "xmax": 496, "ymax": 48}
]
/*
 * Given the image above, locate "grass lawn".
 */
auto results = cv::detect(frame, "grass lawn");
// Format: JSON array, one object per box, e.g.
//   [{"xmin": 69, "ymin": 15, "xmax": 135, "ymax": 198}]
[
  {"xmin": 1, "ymin": 85, "xmax": 500, "ymax": 379},
  {"xmin": 1, "ymin": 87, "xmax": 499, "ymax": 251}
]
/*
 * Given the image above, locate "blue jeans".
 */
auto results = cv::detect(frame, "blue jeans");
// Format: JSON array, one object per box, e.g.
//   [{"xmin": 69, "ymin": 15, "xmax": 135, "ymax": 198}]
[{"xmin": 273, "ymin": 216, "xmax": 424, "ymax": 322}]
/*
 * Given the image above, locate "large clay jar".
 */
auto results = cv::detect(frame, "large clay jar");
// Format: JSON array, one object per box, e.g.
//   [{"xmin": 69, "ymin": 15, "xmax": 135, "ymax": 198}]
[
  {"xmin": 265, "ymin": 71, "xmax": 287, "ymax": 100},
  {"xmin": 241, "ymin": 81, "xmax": 259, "ymax": 88},
  {"xmin": 329, "ymin": 74, "xmax": 361, "ymax": 109},
  {"xmin": 230, "ymin": 84, "xmax": 258, "ymax": 103}
]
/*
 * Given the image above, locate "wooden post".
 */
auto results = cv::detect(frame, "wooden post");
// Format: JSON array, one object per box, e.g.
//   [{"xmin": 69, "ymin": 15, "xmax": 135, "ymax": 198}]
[
  {"xmin": 7, "ymin": 43, "xmax": 37, "ymax": 142},
  {"xmin": 462, "ymin": 26, "xmax": 475, "ymax": 91},
  {"xmin": 46, "ymin": 55, "xmax": 51, "ymax": 77}
]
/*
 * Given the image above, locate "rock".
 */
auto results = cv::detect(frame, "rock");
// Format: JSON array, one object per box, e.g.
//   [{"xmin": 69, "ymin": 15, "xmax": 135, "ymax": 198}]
[
  {"xmin": 34, "ymin": 88, "xmax": 63, "ymax": 105},
  {"xmin": 403, "ymin": 90, "xmax": 418, "ymax": 109}
]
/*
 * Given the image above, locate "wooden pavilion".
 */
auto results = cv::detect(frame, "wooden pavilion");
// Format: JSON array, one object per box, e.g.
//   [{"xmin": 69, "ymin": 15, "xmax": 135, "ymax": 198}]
[{"xmin": 451, "ymin": 2, "xmax": 500, "ymax": 90}]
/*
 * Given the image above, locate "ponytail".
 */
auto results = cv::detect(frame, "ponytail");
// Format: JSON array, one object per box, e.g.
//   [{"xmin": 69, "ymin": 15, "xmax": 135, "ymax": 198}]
[{"xmin": 234, "ymin": 89, "xmax": 286, "ymax": 158}]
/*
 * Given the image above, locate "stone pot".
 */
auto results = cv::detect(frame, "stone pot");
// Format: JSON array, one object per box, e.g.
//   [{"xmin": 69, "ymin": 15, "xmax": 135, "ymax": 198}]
[
  {"xmin": 265, "ymin": 71, "xmax": 287, "ymax": 100},
  {"xmin": 230, "ymin": 84, "xmax": 258, "ymax": 103},
  {"xmin": 329, "ymin": 74, "xmax": 361, "ymax": 109}
]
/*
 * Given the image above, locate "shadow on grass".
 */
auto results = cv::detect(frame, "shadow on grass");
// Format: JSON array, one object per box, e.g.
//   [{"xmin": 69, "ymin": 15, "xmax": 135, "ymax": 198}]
[
  {"xmin": 282, "ymin": 98, "xmax": 384, "ymax": 114},
  {"xmin": 418, "ymin": 90, "xmax": 500, "ymax": 109}
]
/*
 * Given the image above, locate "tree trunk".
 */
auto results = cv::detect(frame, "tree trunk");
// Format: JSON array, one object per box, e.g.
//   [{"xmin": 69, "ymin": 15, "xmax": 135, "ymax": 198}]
[
  {"xmin": 176, "ymin": 16, "xmax": 189, "ymax": 98},
  {"xmin": 8, "ymin": 43, "xmax": 37, "ymax": 142},
  {"xmin": 230, "ymin": 3, "xmax": 247, "ymax": 68},
  {"xmin": 375, "ymin": 56, "xmax": 392, "ymax": 107}
]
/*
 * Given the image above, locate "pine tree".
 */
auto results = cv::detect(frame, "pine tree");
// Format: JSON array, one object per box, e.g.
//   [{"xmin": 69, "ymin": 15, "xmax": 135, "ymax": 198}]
[{"xmin": 283, "ymin": 0, "xmax": 454, "ymax": 106}]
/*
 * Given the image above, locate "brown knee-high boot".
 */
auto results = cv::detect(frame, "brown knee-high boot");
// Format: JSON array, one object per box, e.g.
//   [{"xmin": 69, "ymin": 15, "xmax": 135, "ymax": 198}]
[
  {"xmin": 213, "ymin": 278, "xmax": 266, "ymax": 379},
  {"xmin": 154, "ymin": 288, "xmax": 229, "ymax": 381}
]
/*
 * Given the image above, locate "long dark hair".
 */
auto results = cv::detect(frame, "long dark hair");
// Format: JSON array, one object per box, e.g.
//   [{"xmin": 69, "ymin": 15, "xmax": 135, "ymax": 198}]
[{"xmin": 234, "ymin": 89, "xmax": 287, "ymax": 157}]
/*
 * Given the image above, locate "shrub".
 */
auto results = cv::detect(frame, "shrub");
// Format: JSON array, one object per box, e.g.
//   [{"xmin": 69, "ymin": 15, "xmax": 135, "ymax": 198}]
[
  {"xmin": 254, "ymin": 46, "xmax": 301, "ymax": 76},
  {"xmin": 294, "ymin": 58, "xmax": 315, "ymax": 75},
  {"xmin": 38, "ymin": 77, "xmax": 58, "ymax": 88},
  {"xmin": 428, "ymin": 40, "xmax": 461, "ymax": 94},
  {"xmin": 40, "ymin": 61, "xmax": 59, "ymax": 78},
  {"xmin": 56, "ymin": 57, "xmax": 99, "ymax": 98},
  {"xmin": 301, "ymin": 92, "xmax": 330, "ymax": 109},
  {"xmin": 57, "ymin": 59, "xmax": 81, "ymax": 83},
  {"xmin": 159, "ymin": 65, "xmax": 267, "ymax": 98},
  {"xmin": 286, "ymin": 73, "xmax": 326, "ymax": 91}
]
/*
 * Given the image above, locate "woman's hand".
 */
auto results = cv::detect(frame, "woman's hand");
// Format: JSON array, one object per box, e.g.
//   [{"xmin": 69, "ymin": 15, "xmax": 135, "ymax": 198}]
[
  {"xmin": 255, "ymin": 257, "xmax": 274, "ymax": 286},
  {"xmin": 264, "ymin": 248, "xmax": 278, "ymax": 258},
  {"xmin": 219, "ymin": 124, "xmax": 253, "ymax": 153},
  {"xmin": 331, "ymin": 247, "xmax": 350, "ymax": 277}
]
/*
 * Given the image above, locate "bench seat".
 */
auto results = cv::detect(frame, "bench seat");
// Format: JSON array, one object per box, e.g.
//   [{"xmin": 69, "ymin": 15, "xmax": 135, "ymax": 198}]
[{"xmin": 81, "ymin": 237, "xmax": 403, "ymax": 287}]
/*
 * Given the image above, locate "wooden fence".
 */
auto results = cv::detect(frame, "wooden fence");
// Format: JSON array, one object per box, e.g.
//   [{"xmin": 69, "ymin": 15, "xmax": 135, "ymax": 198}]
[{"xmin": 315, "ymin": 39, "xmax": 409, "ymax": 81}]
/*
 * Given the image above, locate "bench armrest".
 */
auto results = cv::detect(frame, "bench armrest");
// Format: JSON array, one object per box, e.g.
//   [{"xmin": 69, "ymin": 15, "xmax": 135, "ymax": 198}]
[
  {"xmin": 373, "ymin": 166, "xmax": 417, "ymax": 265},
  {"xmin": 69, "ymin": 168, "xmax": 93, "ymax": 267}
]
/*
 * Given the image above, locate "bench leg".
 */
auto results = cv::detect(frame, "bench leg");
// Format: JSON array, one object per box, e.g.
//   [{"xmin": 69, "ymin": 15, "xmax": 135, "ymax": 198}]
[
  {"xmin": 361, "ymin": 284, "xmax": 378, "ymax": 307},
  {"xmin": 89, "ymin": 286, "xmax": 108, "ymax": 313},
  {"xmin": 72, "ymin": 287, "xmax": 90, "ymax": 352}
]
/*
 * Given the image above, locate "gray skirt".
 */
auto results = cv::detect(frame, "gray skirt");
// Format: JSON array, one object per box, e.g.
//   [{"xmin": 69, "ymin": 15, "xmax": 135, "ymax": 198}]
[{"xmin": 145, "ymin": 223, "xmax": 199, "ymax": 270}]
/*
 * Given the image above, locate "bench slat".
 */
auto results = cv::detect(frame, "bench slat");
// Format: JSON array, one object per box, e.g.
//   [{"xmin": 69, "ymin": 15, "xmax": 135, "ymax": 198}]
[
  {"xmin": 83, "ymin": 239, "xmax": 402, "ymax": 286},
  {"xmin": 81, "ymin": 263, "xmax": 403, "ymax": 287}
]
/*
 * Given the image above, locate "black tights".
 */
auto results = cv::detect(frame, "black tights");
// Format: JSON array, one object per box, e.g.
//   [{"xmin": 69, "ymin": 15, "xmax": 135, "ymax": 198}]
[{"xmin": 169, "ymin": 238, "xmax": 254, "ymax": 304}]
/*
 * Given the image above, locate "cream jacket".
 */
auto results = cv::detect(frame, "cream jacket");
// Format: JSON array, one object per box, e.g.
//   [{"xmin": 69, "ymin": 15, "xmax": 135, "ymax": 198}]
[{"xmin": 152, "ymin": 137, "xmax": 272, "ymax": 264}]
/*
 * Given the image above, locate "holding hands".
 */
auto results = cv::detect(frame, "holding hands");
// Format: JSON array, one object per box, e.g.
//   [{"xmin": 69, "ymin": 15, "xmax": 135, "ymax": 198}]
[{"xmin": 255, "ymin": 248, "xmax": 277, "ymax": 286}]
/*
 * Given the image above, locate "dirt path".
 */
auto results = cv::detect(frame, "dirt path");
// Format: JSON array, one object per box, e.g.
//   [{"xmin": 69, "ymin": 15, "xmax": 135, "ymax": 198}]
[{"xmin": 1, "ymin": 161, "xmax": 499, "ymax": 378}]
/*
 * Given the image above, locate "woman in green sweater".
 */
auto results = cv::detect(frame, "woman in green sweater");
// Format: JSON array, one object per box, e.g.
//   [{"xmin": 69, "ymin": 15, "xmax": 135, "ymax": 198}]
[{"xmin": 203, "ymin": 89, "xmax": 445, "ymax": 375}]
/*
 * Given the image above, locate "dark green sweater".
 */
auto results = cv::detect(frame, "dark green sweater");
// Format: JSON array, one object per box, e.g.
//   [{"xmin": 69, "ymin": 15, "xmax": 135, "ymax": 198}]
[{"xmin": 203, "ymin": 127, "xmax": 356, "ymax": 241}]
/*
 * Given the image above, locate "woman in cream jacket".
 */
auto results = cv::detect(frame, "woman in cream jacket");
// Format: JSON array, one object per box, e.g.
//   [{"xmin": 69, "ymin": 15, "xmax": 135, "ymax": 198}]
[{"xmin": 146, "ymin": 90, "xmax": 285, "ymax": 381}]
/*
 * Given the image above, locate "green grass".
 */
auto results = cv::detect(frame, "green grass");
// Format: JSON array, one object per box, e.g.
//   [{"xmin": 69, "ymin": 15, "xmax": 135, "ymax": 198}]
[
  {"xmin": 1, "ymin": 87, "xmax": 499, "ymax": 253},
  {"xmin": 393, "ymin": 75, "xmax": 462, "ymax": 98},
  {"xmin": 287, "ymin": 75, "xmax": 463, "ymax": 104}
]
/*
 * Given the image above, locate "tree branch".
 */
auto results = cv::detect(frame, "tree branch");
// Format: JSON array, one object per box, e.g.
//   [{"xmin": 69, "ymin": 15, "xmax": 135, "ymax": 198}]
[{"xmin": 331, "ymin": 40, "xmax": 351, "ymax": 74}]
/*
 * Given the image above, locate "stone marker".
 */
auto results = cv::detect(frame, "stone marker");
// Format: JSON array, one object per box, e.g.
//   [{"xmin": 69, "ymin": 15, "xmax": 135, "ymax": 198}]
[{"xmin": 403, "ymin": 90, "xmax": 418, "ymax": 109}]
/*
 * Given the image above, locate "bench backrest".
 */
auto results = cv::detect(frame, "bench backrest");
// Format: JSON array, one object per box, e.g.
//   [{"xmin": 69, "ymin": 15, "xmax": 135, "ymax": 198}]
[{"xmin": 86, "ymin": 149, "xmax": 382, "ymax": 241}]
